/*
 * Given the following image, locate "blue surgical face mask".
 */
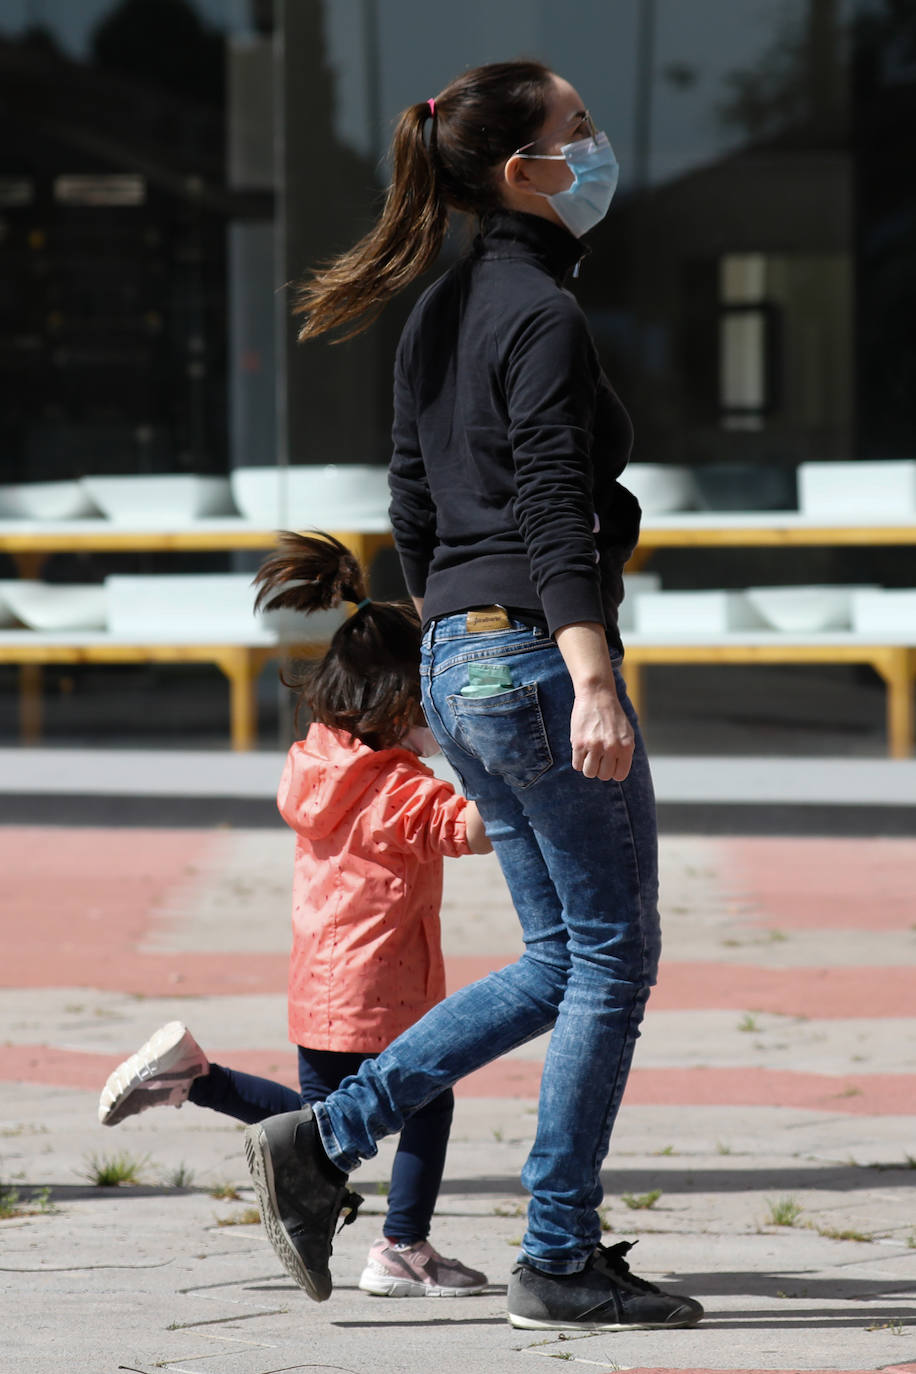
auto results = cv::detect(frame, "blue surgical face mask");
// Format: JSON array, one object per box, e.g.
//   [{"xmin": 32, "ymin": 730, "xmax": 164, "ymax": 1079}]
[{"xmin": 520, "ymin": 131, "xmax": 619, "ymax": 238}]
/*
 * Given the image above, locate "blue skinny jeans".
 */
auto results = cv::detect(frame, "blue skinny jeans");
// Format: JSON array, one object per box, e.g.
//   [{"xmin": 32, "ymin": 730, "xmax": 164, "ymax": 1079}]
[
  {"xmin": 313, "ymin": 614, "xmax": 661, "ymax": 1274},
  {"xmin": 188, "ymin": 1046, "xmax": 453, "ymax": 1244}
]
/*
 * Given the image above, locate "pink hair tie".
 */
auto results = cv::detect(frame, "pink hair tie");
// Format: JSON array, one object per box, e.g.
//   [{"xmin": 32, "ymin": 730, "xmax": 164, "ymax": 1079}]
[{"xmin": 427, "ymin": 97, "xmax": 436, "ymax": 116}]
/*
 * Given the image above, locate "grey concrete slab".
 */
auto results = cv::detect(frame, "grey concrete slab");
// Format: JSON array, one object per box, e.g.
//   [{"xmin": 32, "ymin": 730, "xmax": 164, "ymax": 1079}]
[{"xmin": 2, "ymin": 747, "xmax": 915, "ymax": 807}]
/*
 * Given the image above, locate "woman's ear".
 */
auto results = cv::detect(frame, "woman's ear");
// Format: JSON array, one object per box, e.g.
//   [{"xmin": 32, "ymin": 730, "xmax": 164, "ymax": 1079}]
[{"xmin": 503, "ymin": 153, "xmax": 537, "ymax": 192}]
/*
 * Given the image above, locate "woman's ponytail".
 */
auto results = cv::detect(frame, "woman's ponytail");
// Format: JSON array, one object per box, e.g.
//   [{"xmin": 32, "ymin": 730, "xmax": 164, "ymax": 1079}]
[
  {"xmin": 294, "ymin": 100, "xmax": 447, "ymax": 343},
  {"xmin": 292, "ymin": 59, "xmax": 554, "ymax": 343}
]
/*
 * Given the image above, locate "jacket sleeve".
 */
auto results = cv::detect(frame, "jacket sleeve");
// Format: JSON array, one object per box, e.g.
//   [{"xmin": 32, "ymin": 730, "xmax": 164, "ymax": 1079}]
[
  {"xmin": 504, "ymin": 293, "xmax": 604, "ymax": 635},
  {"xmin": 370, "ymin": 763, "xmax": 472, "ymax": 861},
  {"xmin": 389, "ymin": 331, "xmax": 436, "ymax": 600}
]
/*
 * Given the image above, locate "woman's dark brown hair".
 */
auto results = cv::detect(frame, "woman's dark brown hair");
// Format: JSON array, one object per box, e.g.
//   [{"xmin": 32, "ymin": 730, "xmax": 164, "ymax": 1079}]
[
  {"xmin": 295, "ymin": 58, "xmax": 554, "ymax": 342},
  {"xmin": 253, "ymin": 531, "xmax": 422, "ymax": 750}
]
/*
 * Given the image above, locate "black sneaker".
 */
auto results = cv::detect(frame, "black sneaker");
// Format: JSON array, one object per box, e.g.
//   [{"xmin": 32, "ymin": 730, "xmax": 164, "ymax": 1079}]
[
  {"xmin": 507, "ymin": 1240, "xmax": 704, "ymax": 1331},
  {"xmin": 243, "ymin": 1105, "xmax": 363, "ymax": 1302}
]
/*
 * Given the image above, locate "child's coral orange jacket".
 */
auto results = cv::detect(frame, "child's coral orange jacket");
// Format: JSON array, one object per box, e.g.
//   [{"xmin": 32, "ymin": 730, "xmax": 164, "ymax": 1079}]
[{"xmin": 278, "ymin": 723, "xmax": 471, "ymax": 1052}]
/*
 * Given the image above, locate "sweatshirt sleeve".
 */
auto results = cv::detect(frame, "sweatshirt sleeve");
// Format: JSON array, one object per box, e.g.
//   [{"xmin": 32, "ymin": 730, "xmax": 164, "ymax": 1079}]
[
  {"xmin": 389, "ymin": 330, "xmax": 436, "ymax": 600},
  {"xmin": 370, "ymin": 762, "xmax": 472, "ymax": 861},
  {"xmin": 504, "ymin": 292, "xmax": 605, "ymax": 635}
]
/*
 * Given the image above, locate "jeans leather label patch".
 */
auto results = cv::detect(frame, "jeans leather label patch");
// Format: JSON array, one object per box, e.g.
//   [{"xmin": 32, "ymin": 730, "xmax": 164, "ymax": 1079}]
[{"xmin": 466, "ymin": 607, "xmax": 511, "ymax": 633}]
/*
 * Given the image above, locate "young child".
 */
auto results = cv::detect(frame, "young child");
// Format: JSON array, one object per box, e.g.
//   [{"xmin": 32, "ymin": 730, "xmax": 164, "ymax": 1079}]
[{"xmin": 98, "ymin": 531, "xmax": 491, "ymax": 1299}]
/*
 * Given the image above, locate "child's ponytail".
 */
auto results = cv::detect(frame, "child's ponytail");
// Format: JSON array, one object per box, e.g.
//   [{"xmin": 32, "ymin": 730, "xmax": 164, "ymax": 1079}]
[
  {"xmin": 253, "ymin": 530, "xmax": 366, "ymax": 615},
  {"xmin": 253, "ymin": 531, "xmax": 422, "ymax": 750}
]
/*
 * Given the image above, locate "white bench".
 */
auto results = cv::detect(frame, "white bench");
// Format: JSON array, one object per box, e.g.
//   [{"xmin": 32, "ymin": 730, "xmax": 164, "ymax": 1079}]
[
  {"xmin": 0, "ymin": 630, "xmax": 339, "ymax": 752},
  {"xmin": 622, "ymin": 632, "xmax": 916, "ymax": 759}
]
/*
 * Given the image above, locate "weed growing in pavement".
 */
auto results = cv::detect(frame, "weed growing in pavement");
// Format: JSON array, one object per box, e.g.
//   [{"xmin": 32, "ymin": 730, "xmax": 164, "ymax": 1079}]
[
  {"xmin": 493, "ymin": 1202, "xmax": 525, "ymax": 1217},
  {"xmin": 215, "ymin": 1207, "xmax": 261, "ymax": 1227},
  {"xmin": 737, "ymin": 1013, "xmax": 761, "ymax": 1033},
  {"xmin": 907, "ymin": 1234, "xmax": 916, "ymax": 1249},
  {"xmin": 209, "ymin": 1182, "xmax": 242, "ymax": 1201},
  {"xmin": 766, "ymin": 1196, "xmax": 803, "ymax": 1226},
  {"xmin": 622, "ymin": 1189, "xmax": 662, "ymax": 1210},
  {"xmin": 655, "ymin": 1144, "xmax": 675, "ymax": 1156},
  {"xmin": 164, "ymin": 1163, "xmax": 194, "ymax": 1189},
  {"xmin": 0, "ymin": 1183, "xmax": 57, "ymax": 1219},
  {"xmin": 716, "ymin": 1141, "xmax": 733, "ymax": 1155},
  {"xmin": 82, "ymin": 1151, "xmax": 149, "ymax": 1186},
  {"xmin": 809, "ymin": 1222, "xmax": 872, "ymax": 1243},
  {"xmin": 866, "ymin": 1320, "xmax": 904, "ymax": 1335},
  {"xmin": 0, "ymin": 1183, "xmax": 20, "ymax": 1218}
]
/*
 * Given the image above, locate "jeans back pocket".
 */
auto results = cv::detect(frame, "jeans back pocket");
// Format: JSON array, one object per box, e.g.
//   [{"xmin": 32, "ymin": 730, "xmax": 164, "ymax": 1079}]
[{"xmin": 446, "ymin": 683, "xmax": 553, "ymax": 790}]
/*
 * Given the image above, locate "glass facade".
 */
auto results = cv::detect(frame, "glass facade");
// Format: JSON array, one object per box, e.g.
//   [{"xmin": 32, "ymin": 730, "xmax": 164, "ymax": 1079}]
[{"xmin": 0, "ymin": 0, "xmax": 913, "ymax": 750}]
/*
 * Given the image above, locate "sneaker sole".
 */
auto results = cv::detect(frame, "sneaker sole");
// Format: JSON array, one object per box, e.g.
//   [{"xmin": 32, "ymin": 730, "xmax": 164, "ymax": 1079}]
[
  {"xmin": 98, "ymin": 1022, "xmax": 202, "ymax": 1126},
  {"xmin": 507, "ymin": 1311, "xmax": 702, "ymax": 1331},
  {"xmin": 243, "ymin": 1124, "xmax": 331, "ymax": 1303},
  {"xmin": 359, "ymin": 1271, "xmax": 486, "ymax": 1298}
]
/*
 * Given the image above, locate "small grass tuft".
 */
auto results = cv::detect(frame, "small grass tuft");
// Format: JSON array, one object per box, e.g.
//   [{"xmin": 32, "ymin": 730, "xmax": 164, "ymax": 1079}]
[
  {"xmin": 766, "ymin": 1196, "xmax": 803, "ymax": 1226},
  {"xmin": 0, "ymin": 1183, "xmax": 21, "ymax": 1218},
  {"xmin": 737, "ymin": 1013, "xmax": 760, "ymax": 1033},
  {"xmin": 622, "ymin": 1189, "xmax": 662, "ymax": 1210},
  {"xmin": 215, "ymin": 1206, "xmax": 261, "ymax": 1227},
  {"xmin": 810, "ymin": 1222, "xmax": 872, "ymax": 1243},
  {"xmin": 164, "ymin": 1163, "xmax": 194, "ymax": 1189},
  {"xmin": 82, "ymin": 1151, "xmax": 149, "ymax": 1187},
  {"xmin": 1, "ymin": 1183, "xmax": 57, "ymax": 1219},
  {"xmin": 209, "ymin": 1182, "xmax": 242, "ymax": 1201},
  {"xmin": 716, "ymin": 1141, "xmax": 733, "ymax": 1155},
  {"xmin": 655, "ymin": 1144, "xmax": 675, "ymax": 1156}
]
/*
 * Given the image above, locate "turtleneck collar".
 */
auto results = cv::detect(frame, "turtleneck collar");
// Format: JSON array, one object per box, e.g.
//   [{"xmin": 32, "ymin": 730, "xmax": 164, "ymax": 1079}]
[{"xmin": 474, "ymin": 208, "xmax": 588, "ymax": 283}]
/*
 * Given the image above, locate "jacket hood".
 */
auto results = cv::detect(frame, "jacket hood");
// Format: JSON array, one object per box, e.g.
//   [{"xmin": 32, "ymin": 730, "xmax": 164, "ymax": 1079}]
[{"xmin": 277, "ymin": 722, "xmax": 428, "ymax": 839}]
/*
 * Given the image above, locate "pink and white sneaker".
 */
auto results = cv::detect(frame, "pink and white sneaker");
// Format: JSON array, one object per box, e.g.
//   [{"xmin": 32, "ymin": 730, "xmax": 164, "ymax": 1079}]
[
  {"xmin": 98, "ymin": 1022, "xmax": 208, "ymax": 1127},
  {"xmin": 359, "ymin": 1238, "xmax": 488, "ymax": 1297}
]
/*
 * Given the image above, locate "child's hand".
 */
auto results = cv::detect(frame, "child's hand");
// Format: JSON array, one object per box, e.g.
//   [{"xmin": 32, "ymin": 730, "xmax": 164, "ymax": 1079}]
[{"xmin": 465, "ymin": 801, "xmax": 492, "ymax": 854}]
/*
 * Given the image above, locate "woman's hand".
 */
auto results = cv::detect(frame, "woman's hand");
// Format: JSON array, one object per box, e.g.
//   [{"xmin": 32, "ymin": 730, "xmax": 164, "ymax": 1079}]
[
  {"xmin": 554, "ymin": 621, "xmax": 634, "ymax": 781},
  {"xmin": 569, "ymin": 682, "xmax": 634, "ymax": 781}
]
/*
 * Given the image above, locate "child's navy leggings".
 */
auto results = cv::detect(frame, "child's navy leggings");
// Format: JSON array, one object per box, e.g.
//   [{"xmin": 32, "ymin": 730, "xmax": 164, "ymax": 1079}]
[{"xmin": 188, "ymin": 1046, "xmax": 454, "ymax": 1244}]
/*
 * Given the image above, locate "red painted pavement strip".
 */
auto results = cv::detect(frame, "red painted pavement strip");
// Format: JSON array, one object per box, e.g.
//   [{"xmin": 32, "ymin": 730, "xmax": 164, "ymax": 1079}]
[
  {"xmin": 448, "ymin": 957, "xmax": 915, "ymax": 1018},
  {"xmin": 1, "ymin": 1047, "xmax": 909, "ymax": 1114},
  {"xmin": 724, "ymin": 837, "xmax": 916, "ymax": 932},
  {"xmin": 2, "ymin": 945, "xmax": 290, "ymax": 995},
  {"xmin": 6, "ymin": 946, "xmax": 911, "ymax": 1013},
  {"xmin": 617, "ymin": 1368, "xmax": 916, "ymax": 1374}
]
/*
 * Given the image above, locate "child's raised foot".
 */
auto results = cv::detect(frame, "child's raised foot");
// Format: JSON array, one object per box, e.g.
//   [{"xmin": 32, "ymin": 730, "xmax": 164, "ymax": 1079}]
[{"xmin": 98, "ymin": 1021, "xmax": 208, "ymax": 1126}]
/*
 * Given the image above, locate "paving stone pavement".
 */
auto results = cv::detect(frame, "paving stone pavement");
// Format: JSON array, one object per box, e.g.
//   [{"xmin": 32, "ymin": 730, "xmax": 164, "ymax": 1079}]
[{"xmin": 1, "ymin": 824, "xmax": 915, "ymax": 1374}]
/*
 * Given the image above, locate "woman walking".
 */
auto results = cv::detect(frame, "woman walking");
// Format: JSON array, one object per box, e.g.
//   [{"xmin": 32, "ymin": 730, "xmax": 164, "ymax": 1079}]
[{"xmin": 243, "ymin": 59, "xmax": 703, "ymax": 1333}]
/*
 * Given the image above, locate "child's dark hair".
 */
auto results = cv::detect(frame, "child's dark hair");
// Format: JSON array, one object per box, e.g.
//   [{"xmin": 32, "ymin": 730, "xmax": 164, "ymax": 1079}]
[{"xmin": 253, "ymin": 531, "xmax": 422, "ymax": 750}]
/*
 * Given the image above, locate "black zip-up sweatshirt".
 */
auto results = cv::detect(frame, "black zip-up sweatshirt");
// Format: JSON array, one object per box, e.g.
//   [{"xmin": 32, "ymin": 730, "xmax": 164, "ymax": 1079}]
[{"xmin": 388, "ymin": 209, "xmax": 641, "ymax": 649}]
